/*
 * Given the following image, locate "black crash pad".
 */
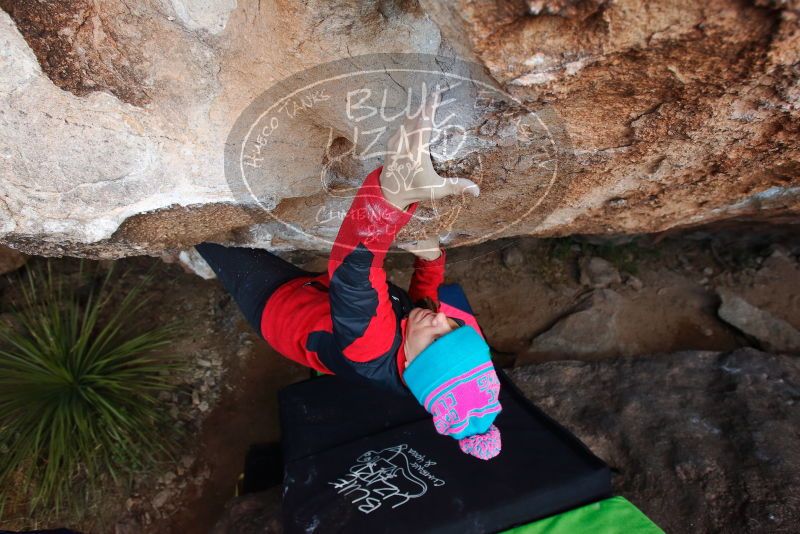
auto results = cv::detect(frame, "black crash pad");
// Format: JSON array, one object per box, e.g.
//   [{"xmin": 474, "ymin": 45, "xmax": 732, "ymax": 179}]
[{"xmin": 278, "ymin": 369, "xmax": 612, "ymax": 533}]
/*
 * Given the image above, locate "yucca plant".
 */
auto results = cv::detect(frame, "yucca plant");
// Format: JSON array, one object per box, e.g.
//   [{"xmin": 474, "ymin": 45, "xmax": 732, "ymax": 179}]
[{"xmin": 0, "ymin": 261, "xmax": 183, "ymax": 518}]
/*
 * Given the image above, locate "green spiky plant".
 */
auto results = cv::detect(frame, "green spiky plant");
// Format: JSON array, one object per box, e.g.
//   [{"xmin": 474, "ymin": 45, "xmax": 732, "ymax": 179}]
[{"xmin": 0, "ymin": 261, "xmax": 183, "ymax": 519}]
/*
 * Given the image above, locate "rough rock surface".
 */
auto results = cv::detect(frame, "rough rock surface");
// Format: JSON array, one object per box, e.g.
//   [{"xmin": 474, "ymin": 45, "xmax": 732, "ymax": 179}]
[
  {"xmin": 526, "ymin": 288, "xmax": 627, "ymax": 359},
  {"xmin": 718, "ymin": 288, "xmax": 800, "ymax": 352},
  {"xmin": 0, "ymin": 1, "xmax": 799, "ymax": 258},
  {"xmin": 510, "ymin": 349, "xmax": 800, "ymax": 533}
]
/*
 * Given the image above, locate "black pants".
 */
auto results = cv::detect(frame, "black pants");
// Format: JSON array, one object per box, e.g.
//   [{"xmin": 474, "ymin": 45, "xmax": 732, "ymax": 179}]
[{"xmin": 195, "ymin": 242, "xmax": 316, "ymax": 335}]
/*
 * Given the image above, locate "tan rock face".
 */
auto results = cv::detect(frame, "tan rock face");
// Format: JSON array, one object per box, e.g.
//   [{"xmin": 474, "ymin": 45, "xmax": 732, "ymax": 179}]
[
  {"xmin": 0, "ymin": 0, "xmax": 151, "ymax": 106},
  {"xmin": 465, "ymin": 0, "xmax": 800, "ymax": 235},
  {"xmin": 0, "ymin": 0, "xmax": 797, "ymax": 258}
]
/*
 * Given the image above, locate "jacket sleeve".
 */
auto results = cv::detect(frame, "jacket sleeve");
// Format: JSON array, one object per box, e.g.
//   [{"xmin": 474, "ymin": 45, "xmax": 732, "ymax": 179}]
[
  {"xmin": 327, "ymin": 166, "xmax": 417, "ymax": 362},
  {"xmin": 408, "ymin": 248, "xmax": 446, "ymax": 305}
]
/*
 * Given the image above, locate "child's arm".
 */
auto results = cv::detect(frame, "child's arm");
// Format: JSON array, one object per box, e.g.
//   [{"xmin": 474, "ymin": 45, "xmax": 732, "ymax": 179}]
[
  {"xmin": 327, "ymin": 166, "xmax": 416, "ymax": 361},
  {"xmin": 401, "ymin": 237, "xmax": 446, "ymax": 305},
  {"xmin": 409, "ymin": 251, "xmax": 446, "ymax": 305},
  {"xmin": 327, "ymin": 94, "xmax": 478, "ymax": 363}
]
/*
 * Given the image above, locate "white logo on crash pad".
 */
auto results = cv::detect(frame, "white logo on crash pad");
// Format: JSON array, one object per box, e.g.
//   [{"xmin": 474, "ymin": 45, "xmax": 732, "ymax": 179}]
[{"xmin": 329, "ymin": 444, "xmax": 445, "ymax": 514}]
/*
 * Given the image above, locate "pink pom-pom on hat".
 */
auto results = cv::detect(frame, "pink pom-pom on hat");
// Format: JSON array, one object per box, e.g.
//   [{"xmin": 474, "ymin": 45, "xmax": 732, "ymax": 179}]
[
  {"xmin": 404, "ymin": 326, "xmax": 503, "ymax": 460},
  {"xmin": 458, "ymin": 424, "xmax": 502, "ymax": 460}
]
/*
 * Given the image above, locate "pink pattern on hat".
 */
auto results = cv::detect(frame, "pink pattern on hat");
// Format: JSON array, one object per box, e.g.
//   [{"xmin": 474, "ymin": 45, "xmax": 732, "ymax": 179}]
[
  {"xmin": 425, "ymin": 365, "xmax": 501, "ymax": 436},
  {"xmin": 459, "ymin": 425, "xmax": 502, "ymax": 460}
]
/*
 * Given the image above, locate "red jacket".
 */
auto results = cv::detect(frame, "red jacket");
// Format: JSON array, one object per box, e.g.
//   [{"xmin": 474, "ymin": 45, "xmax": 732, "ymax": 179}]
[{"xmin": 260, "ymin": 166, "xmax": 446, "ymax": 393}]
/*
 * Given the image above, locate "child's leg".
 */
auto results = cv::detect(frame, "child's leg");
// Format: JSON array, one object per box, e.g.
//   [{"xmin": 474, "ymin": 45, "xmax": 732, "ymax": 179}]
[{"xmin": 195, "ymin": 242, "xmax": 313, "ymax": 336}]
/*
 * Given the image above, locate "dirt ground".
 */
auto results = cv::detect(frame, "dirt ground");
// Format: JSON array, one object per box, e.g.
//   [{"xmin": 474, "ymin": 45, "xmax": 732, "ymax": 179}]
[{"xmin": 1, "ymin": 227, "xmax": 798, "ymax": 533}]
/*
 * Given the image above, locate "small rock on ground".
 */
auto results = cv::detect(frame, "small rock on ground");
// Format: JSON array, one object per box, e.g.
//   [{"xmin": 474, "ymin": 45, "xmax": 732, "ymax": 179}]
[
  {"xmin": 524, "ymin": 289, "xmax": 625, "ymax": 361},
  {"xmin": 579, "ymin": 257, "xmax": 622, "ymax": 289},
  {"xmin": 717, "ymin": 289, "xmax": 800, "ymax": 353},
  {"xmin": 501, "ymin": 245, "xmax": 525, "ymax": 269}
]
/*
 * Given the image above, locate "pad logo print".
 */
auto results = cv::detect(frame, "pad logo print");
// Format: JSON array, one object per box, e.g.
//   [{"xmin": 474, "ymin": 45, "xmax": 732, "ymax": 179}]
[{"xmin": 329, "ymin": 444, "xmax": 445, "ymax": 514}]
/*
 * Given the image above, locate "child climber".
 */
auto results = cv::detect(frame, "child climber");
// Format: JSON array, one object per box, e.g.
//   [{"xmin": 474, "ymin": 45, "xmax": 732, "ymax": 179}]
[{"xmin": 196, "ymin": 96, "xmax": 503, "ymax": 460}]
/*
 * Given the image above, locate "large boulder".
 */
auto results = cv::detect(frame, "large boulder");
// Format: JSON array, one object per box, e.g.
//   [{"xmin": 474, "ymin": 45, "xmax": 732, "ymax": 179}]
[
  {"xmin": 0, "ymin": 0, "xmax": 798, "ymax": 258},
  {"xmin": 718, "ymin": 289, "xmax": 800, "ymax": 352},
  {"xmin": 509, "ymin": 348, "xmax": 800, "ymax": 533},
  {"xmin": 526, "ymin": 288, "xmax": 629, "ymax": 359}
]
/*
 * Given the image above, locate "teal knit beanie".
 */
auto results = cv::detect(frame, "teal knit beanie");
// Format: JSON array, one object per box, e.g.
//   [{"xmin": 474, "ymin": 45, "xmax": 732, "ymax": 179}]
[{"xmin": 404, "ymin": 326, "xmax": 502, "ymax": 459}]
